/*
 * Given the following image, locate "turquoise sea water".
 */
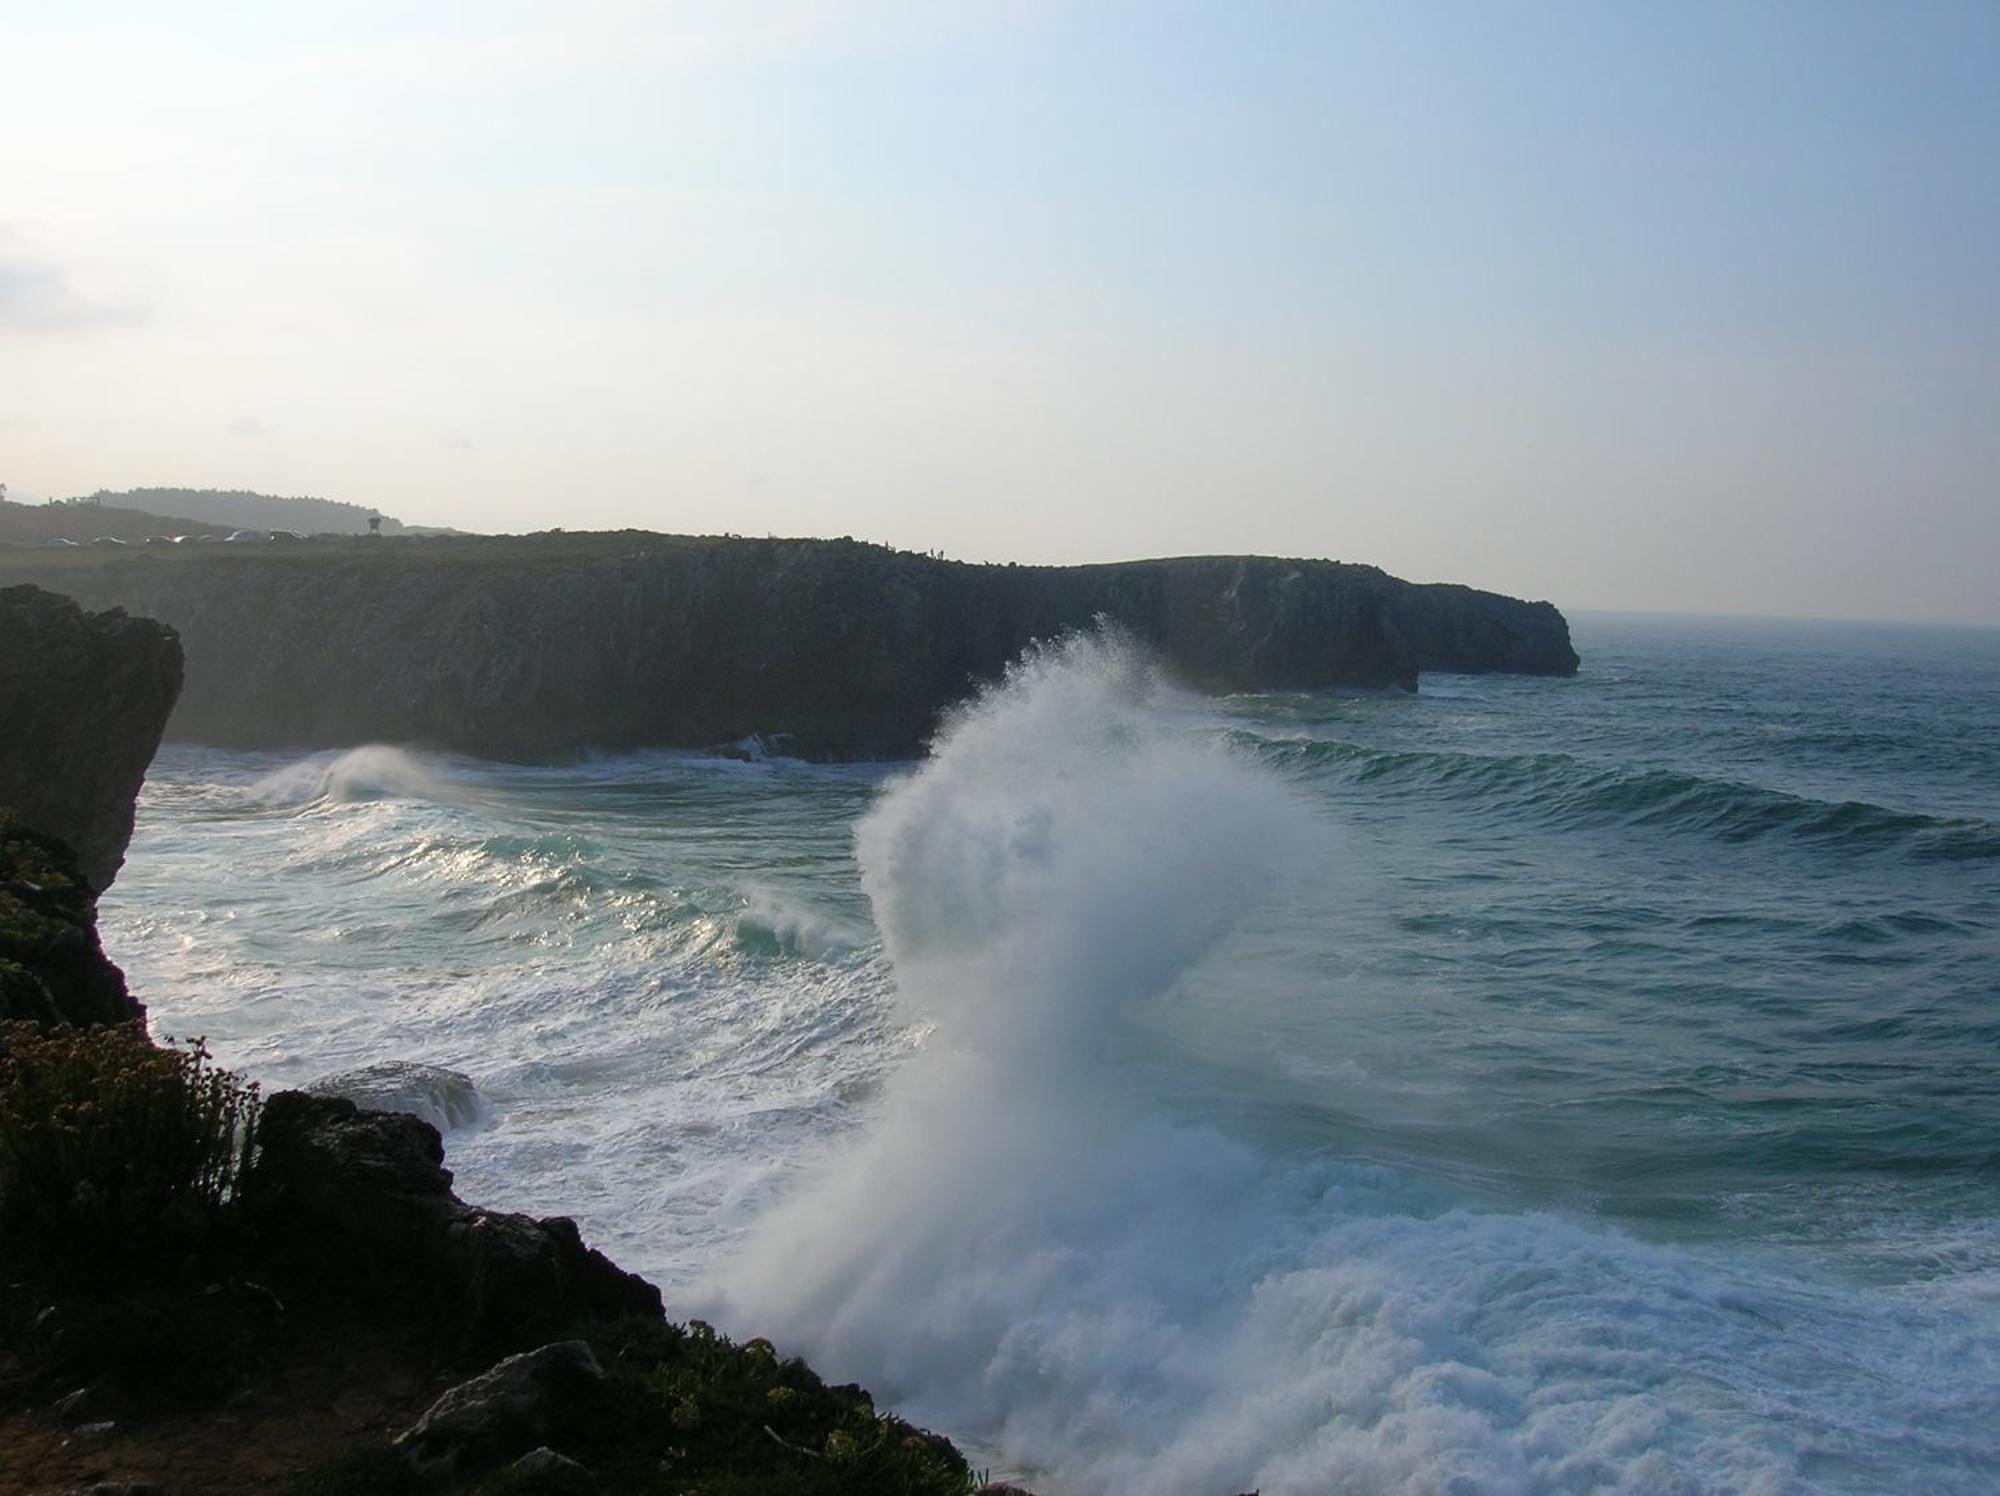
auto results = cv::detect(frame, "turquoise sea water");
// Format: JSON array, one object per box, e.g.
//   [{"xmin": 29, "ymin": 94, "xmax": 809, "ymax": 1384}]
[{"xmin": 102, "ymin": 613, "xmax": 2000, "ymax": 1493}]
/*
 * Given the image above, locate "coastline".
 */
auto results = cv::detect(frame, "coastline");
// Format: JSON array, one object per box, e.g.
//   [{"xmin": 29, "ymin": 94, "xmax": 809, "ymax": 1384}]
[
  {"xmin": 0, "ymin": 532, "xmax": 1577, "ymax": 761},
  {"xmin": 0, "ymin": 583, "xmax": 998, "ymax": 1492}
]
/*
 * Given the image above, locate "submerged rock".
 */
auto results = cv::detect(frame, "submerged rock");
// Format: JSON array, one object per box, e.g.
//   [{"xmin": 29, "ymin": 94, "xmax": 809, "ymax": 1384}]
[{"xmin": 0, "ymin": 584, "xmax": 182, "ymax": 893}]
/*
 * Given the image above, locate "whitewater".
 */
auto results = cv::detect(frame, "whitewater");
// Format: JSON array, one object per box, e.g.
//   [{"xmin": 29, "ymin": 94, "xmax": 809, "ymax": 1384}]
[{"xmin": 102, "ymin": 614, "xmax": 2000, "ymax": 1493}]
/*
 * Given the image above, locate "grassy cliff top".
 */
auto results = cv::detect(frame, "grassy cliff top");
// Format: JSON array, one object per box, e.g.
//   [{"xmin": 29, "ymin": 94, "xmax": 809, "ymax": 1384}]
[{"xmin": 1, "ymin": 525, "xmax": 1389, "ymax": 581}]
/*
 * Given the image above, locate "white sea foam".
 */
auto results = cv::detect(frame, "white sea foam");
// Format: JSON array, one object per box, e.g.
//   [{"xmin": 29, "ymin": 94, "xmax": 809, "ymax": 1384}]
[
  {"xmin": 711, "ymin": 631, "xmax": 2000, "ymax": 1494},
  {"xmin": 107, "ymin": 639, "xmax": 2000, "ymax": 1494},
  {"xmin": 736, "ymin": 885, "xmax": 863, "ymax": 960},
  {"xmin": 250, "ymin": 743, "xmax": 466, "ymax": 806}
]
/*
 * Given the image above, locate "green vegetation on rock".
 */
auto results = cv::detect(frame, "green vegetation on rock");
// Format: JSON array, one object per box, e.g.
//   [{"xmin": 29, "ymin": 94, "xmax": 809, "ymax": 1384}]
[
  {"xmin": 0, "ymin": 1020, "xmax": 260, "ymax": 1281},
  {"xmin": 306, "ymin": 1315, "xmax": 981, "ymax": 1496},
  {"xmin": 0, "ymin": 1022, "xmax": 985, "ymax": 1492},
  {"xmin": 0, "ymin": 812, "xmax": 141, "ymax": 1026}
]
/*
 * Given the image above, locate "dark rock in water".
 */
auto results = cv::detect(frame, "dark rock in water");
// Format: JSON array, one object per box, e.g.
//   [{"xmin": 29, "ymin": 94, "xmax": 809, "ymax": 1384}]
[
  {"xmin": 247, "ymin": 1092, "xmax": 661, "ymax": 1343},
  {"xmin": 0, "ymin": 584, "xmax": 183, "ymax": 893},
  {"xmin": 0, "ymin": 534, "xmax": 1577, "ymax": 761},
  {"xmin": 393, "ymin": 1340, "xmax": 604, "ymax": 1484},
  {"xmin": 0, "ymin": 814, "xmax": 143, "ymax": 1026},
  {"xmin": 305, "ymin": 1058, "xmax": 490, "ymax": 1133}
]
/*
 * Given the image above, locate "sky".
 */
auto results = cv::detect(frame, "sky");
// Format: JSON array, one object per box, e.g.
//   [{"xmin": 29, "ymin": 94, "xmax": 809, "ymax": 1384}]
[{"xmin": 2, "ymin": 1, "xmax": 1997, "ymax": 624}]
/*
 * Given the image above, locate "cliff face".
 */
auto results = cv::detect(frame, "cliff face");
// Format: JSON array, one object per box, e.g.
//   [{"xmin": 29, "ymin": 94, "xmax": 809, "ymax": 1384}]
[
  {"xmin": 0, "ymin": 585, "xmax": 181, "ymax": 1026},
  {"xmin": 0, "ymin": 535, "xmax": 1576, "ymax": 761},
  {"xmin": 0, "ymin": 584, "xmax": 185, "ymax": 892},
  {"xmin": 0, "ymin": 814, "xmax": 142, "ymax": 1026}
]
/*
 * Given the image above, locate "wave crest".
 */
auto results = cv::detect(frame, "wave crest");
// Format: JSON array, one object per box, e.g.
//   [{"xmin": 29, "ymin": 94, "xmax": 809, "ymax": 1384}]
[
  {"xmin": 1255, "ymin": 736, "xmax": 2000, "ymax": 861},
  {"xmin": 250, "ymin": 744, "xmax": 466, "ymax": 807}
]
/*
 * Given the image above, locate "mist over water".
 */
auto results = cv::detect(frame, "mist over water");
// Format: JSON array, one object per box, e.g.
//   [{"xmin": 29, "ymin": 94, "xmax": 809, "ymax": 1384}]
[{"xmin": 101, "ymin": 616, "xmax": 2000, "ymax": 1492}]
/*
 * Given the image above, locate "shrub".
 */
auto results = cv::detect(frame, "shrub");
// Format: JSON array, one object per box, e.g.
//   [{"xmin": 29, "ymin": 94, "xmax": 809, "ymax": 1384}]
[
  {"xmin": 574, "ymin": 1315, "xmax": 980, "ymax": 1495},
  {"xmin": 0, "ymin": 1020, "xmax": 260, "ymax": 1278}
]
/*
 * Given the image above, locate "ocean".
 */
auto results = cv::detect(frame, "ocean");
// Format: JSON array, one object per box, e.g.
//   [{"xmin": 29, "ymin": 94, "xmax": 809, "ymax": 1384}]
[{"xmin": 100, "ymin": 612, "xmax": 2000, "ymax": 1493}]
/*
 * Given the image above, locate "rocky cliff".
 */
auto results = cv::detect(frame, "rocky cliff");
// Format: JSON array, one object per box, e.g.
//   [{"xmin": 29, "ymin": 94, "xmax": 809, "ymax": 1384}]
[
  {"xmin": 0, "ymin": 586, "xmax": 181, "ymax": 1026},
  {"xmin": 0, "ymin": 814, "xmax": 143, "ymax": 1026},
  {"xmin": 0, "ymin": 534, "xmax": 1576, "ymax": 760},
  {"xmin": 0, "ymin": 584, "xmax": 185, "ymax": 892},
  {"xmin": 248, "ymin": 1090, "xmax": 663, "ymax": 1346}
]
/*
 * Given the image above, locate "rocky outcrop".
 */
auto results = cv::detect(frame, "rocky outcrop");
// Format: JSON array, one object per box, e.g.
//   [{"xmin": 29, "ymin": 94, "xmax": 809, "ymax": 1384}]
[
  {"xmin": 0, "ymin": 584, "xmax": 184, "ymax": 892},
  {"xmin": 0, "ymin": 814, "xmax": 141, "ymax": 1026},
  {"xmin": 0, "ymin": 584, "xmax": 177, "ymax": 1025},
  {"xmin": 393, "ymin": 1340, "xmax": 606, "ymax": 1484},
  {"xmin": 1381, "ymin": 580, "xmax": 1580, "ymax": 674},
  {"xmin": 0, "ymin": 535, "xmax": 1576, "ymax": 761},
  {"xmin": 246, "ymin": 1091, "xmax": 662, "ymax": 1344}
]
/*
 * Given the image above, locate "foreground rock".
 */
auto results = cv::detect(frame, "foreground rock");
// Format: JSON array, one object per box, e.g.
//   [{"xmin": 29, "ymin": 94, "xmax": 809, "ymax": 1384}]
[
  {"xmin": 0, "ymin": 534, "xmax": 1578, "ymax": 760},
  {"xmin": 246, "ymin": 1091, "xmax": 661, "ymax": 1344},
  {"xmin": 393, "ymin": 1340, "xmax": 605, "ymax": 1484},
  {"xmin": 0, "ymin": 584, "xmax": 183, "ymax": 893}
]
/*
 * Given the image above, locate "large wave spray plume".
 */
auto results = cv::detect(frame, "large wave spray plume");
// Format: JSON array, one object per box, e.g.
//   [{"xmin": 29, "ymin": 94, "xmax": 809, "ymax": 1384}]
[
  {"xmin": 712, "ymin": 633, "xmax": 1306, "ymax": 1471},
  {"xmin": 706, "ymin": 634, "xmax": 2000, "ymax": 1493}
]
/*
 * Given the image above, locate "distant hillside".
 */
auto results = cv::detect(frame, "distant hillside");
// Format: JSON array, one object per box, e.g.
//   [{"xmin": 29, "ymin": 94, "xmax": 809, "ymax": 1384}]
[
  {"xmin": 0, "ymin": 497, "xmax": 230, "ymax": 544},
  {"xmin": 73, "ymin": 488, "xmax": 452, "ymax": 536},
  {"xmin": 0, "ymin": 532, "xmax": 1579, "ymax": 760}
]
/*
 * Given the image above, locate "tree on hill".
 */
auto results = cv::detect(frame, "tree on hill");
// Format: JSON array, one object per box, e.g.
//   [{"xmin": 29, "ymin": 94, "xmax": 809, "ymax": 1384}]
[{"xmin": 78, "ymin": 488, "xmax": 410, "ymax": 535}]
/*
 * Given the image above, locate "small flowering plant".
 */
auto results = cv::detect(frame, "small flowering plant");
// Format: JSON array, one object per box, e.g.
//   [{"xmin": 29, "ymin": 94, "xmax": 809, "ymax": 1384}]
[{"xmin": 0, "ymin": 1020, "xmax": 260, "ymax": 1277}]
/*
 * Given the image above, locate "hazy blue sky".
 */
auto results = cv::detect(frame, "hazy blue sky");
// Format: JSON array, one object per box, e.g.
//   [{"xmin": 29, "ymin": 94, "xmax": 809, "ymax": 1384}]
[{"xmin": 3, "ymin": 2, "xmax": 1996, "ymax": 622}]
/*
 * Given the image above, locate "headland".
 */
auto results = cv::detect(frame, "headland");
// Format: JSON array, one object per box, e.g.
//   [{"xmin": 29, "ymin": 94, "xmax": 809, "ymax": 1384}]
[{"xmin": 0, "ymin": 531, "xmax": 1577, "ymax": 760}]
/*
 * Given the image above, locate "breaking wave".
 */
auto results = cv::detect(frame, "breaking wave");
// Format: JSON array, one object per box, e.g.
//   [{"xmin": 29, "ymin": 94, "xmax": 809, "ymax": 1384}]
[
  {"xmin": 249, "ymin": 744, "xmax": 473, "ymax": 807},
  {"xmin": 711, "ymin": 633, "xmax": 2000, "ymax": 1493}
]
